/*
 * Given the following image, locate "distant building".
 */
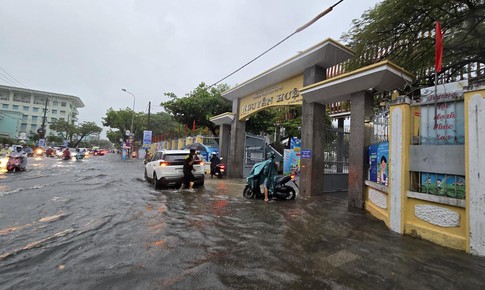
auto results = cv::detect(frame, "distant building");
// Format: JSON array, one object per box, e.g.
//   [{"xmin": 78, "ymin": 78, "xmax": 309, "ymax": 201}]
[{"xmin": 0, "ymin": 85, "xmax": 84, "ymax": 139}]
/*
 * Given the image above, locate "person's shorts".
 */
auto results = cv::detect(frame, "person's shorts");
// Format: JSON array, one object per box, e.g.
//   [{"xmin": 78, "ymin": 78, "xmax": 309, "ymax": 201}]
[
  {"xmin": 264, "ymin": 177, "xmax": 269, "ymax": 187},
  {"xmin": 183, "ymin": 172, "xmax": 196, "ymax": 185}
]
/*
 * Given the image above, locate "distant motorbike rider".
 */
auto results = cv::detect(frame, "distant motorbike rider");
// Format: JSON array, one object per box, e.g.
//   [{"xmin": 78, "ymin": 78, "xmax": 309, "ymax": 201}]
[
  {"xmin": 13, "ymin": 146, "xmax": 28, "ymax": 169},
  {"xmin": 62, "ymin": 147, "xmax": 71, "ymax": 160},
  {"xmin": 263, "ymin": 151, "xmax": 278, "ymax": 202},
  {"xmin": 209, "ymin": 152, "xmax": 221, "ymax": 178}
]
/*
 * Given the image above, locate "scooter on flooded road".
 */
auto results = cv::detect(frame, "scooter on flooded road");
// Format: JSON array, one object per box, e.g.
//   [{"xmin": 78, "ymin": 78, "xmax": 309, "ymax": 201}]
[
  {"xmin": 242, "ymin": 158, "xmax": 297, "ymax": 200},
  {"xmin": 6, "ymin": 153, "xmax": 27, "ymax": 172}
]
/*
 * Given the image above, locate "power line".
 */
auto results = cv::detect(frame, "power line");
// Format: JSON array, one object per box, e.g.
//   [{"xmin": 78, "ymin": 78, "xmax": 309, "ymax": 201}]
[
  {"xmin": 0, "ymin": 73, "xmax": 18, "ymax": 87},
  {"xmin": 208, "ymin": 0, "xmax": 344, "ymax": 88},
  {"xmin": 0, "ymin": 66, "xmax": 29, "ymax": 89}
]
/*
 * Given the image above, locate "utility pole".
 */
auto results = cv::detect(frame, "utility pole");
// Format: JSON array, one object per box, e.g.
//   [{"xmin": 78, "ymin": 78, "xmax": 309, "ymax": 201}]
[
  {"xmin": 37, "ymin": 97, "xmax": 49, "ymax": 144},
  {"xmin": 147, "ymin": 101, "xmax": 151, "ymax": 130}
]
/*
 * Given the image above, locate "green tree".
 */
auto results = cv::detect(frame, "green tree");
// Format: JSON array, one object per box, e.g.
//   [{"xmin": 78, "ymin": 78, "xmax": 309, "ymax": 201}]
[
  {"xmin": 73, "ymin": 122, "xmax": 102, "ymax": 148},
  {"xmin": 102, "ymin": 108, "xmax": 178, "ymax": 145},
  {"xmin": 46, "ymin": 135, "xmax": 63, "ymax": 145},
  {"xmin": 49, "ymin": 120, "xmax": 102, "ymax": 147},
  {"xmin": 341, "ymin": 0, "xmax": 485, "ymax": 86},
  {"xmin": 162, "ymin": 82, "xmax": 232, "ymax": 136},
  {"xmin": 102, "ymin": 108, "xmax": 135, "ymax": 141},
  {"xmin": 49, "ymin": 120, "xmax": 76, "ymax": 142}
]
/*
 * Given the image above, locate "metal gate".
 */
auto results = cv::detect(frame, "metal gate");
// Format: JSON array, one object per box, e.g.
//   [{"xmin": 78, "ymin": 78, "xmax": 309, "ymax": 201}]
[
  {"xmin": 242, "ymin": 134, "xmax": 266, "ymax": 178},
  {"xmin": 323, "ymin": 127, "xmax": 349, "ymax": 192}
]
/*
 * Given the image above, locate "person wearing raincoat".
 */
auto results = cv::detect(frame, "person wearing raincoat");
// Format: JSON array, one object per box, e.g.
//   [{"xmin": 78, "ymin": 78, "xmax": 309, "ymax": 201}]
[{"xmin": 262, "ymin": 151, "xmax": 278, "ymax": 201}]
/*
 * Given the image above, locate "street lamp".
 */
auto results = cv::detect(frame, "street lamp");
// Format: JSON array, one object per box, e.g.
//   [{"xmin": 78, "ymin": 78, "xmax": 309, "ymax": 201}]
[
  {"xmin": 122, "ymin": 88, "xmax": 136, "ymax": 158},
  {"xmin": 121, "ymin": 88, "xmax": 136, "ymax": 136}
]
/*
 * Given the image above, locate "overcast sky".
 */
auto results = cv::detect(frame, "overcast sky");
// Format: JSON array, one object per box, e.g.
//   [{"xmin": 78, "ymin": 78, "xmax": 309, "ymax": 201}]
[{"xmin": 0, "ymin": 0, "xmax": 380, "ymax": 135}]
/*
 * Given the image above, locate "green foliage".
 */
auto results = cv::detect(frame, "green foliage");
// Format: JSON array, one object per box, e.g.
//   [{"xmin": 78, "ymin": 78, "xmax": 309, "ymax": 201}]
[
  {"xmin": 73, "ymin": 122, "xmax": 102, "ymax": 148},
  {"xmin": 102, "ymin": 108, "xmax": 178, "ymax": 145},
  {"xmin": 46, "ymin": 135, "xmax": 63, "ymax": 145},
  {"xmin": 102, "ymin": 108, "xmax": 134, "ymax": 140},
  {"xmin": 48, "ymin": 120, "xmax": 101, "ymax": 147},
  {"xmin": 161, "ymin": 82, "xmax": 232, "ymax": 136},
  {"xmin": 341, "ymin": 0, "xmax": 485, "ymax": 86},
  {"xmin": 0, "ymin": 137, "xmax": 16, "ymax": 145},
  {"xmin": 49, "ymin": 120, "xmax": 76, "ymax": 141},
  {"xmin": 245, "ymin": 109, "xmax": 276, "ymax": 135}
]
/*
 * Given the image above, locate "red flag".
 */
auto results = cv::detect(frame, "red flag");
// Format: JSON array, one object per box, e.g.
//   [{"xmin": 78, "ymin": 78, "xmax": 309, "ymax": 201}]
[{"xmin": 435, "ymin": 21, "xmax": 443, "ymax": 73}]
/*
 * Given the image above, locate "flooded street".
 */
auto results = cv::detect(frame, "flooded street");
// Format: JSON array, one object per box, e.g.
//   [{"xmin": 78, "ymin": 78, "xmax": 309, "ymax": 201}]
[{"xmin": 1, "ymin": 154, "xmax": 485, "ymax": 289}]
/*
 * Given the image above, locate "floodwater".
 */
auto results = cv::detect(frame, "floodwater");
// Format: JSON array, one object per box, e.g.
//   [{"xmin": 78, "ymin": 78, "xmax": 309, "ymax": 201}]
[{"xmin": 1, "ymin": 154, "xmax": 485, "ymax": 289}]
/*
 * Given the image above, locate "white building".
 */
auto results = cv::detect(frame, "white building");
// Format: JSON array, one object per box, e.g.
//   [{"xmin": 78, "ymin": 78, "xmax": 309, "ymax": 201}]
[{"xmin": 0, "ymin": 84, "xmax": 84, "ymax": 139}]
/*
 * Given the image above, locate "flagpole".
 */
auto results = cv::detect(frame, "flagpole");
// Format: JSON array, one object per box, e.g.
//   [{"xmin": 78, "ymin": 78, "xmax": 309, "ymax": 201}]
[
  {"xmin": 434, "ymin": 71, "xmax": 438, "ymax": 144},
  {"xmin": 434, "ymin": 20, "xmax": 443, "ymax": 145}
]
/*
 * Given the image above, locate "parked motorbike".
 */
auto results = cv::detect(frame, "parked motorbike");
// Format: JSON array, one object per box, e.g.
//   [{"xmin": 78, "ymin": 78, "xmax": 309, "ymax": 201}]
[
  {"xmin": 7, "ymin": 154, "xmax": 26, "ymax": 172},
  {"xmin": 243, "ymin": 159, "xmax": 297, "ymax": 200}
]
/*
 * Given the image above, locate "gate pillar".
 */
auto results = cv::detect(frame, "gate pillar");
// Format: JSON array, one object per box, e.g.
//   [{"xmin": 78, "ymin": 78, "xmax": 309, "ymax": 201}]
[
  {"xmin": 348, "ymin": 90, "xmax": 373, "ymax": 210},
  {"xmin": 300, "ymin": 65, "xmax": 327, "ymax": 196},
  {"xmin": 219, "ymin": 124, "xmax": 231, "ymax": 164},
  {"xmin": 229, "ymin": 98, "xmax": 245, "ymax": 178}
]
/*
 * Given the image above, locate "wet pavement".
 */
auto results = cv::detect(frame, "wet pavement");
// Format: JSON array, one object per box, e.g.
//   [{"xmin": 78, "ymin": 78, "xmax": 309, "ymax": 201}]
[{"xmin": 1, "ymin": 154, "xmax": 485, "ymax": 289}]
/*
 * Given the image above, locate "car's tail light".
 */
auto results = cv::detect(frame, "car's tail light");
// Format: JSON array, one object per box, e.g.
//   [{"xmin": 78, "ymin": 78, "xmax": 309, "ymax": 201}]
[
  {"xmin": 159, "ymin": 161, "xmax": 169, "ymax": 167},
  {"xmin": 220, "ymin": 165, "xmax": 225, "ymax": 169}
]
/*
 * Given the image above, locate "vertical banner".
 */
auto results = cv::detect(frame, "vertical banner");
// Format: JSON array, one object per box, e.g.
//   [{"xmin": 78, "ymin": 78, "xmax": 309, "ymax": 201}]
[
  {"xmin": 283, "ymin": 149, "xmax": 291, "ymax": 175},
  {"xmin": 283, "ymin": 138, "xmax": 301, "ymax": 175},
  {"xmin": 143, "ymin": 130, "xmax": 152, "ymax": 149},
  {"xmin": 368, "ymin": 144, "xmax": 378, "ymax": 182},
  {"xmin": 290, "ymin": 137, "xmax": 301, "ymax": 175},
  {"xmin": 376, "ymin": 142, "xmax": 389, "ymax": 186}
]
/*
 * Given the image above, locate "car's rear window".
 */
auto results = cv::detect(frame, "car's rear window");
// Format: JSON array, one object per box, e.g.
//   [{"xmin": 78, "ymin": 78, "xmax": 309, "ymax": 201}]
[{"xmin": 163, "ymin": 154, "xmax": 187, "ymax": 162}]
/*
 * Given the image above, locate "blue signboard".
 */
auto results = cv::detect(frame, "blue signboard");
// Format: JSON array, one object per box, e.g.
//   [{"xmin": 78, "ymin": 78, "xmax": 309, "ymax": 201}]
[
  {"xmin": 368, "ymin": 144, "xmax": 378, "ymax": 182},
  {"xmin": 301, "ymin": 149, "xmax": 312, "ymax": 159},
  {"xmin": 38, "ymin": 139, "xmax": 46, "ymax": 147},
  {"xmin": 143, "ymin": 130, "xmax": 152, "ymax": 149}
]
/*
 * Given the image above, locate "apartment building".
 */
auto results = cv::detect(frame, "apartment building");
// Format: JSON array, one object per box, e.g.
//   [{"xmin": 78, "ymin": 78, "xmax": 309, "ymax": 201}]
[{"xmin": 0, "ymin": 84, "xmax": 84, "ymax": 139}]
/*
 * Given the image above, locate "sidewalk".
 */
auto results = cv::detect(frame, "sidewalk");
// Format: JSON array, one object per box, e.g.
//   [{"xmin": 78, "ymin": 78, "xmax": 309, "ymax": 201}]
[
  {"xmin": 212, "ymin": 177, "xmax": 485, "ymax": 289},
  {"xmin": 293, "ymin": 191, "xmax": 485, "ymax": 289}
]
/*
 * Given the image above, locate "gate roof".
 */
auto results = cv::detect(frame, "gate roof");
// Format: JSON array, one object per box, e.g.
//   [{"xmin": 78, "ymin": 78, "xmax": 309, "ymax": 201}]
[
  {"xmin": 300, "ymin": 60, "xmax": 414, "ymax": 104},
  {"xmin": 222, "ymin": 38, "xmax": 353, "ymax": 101}
]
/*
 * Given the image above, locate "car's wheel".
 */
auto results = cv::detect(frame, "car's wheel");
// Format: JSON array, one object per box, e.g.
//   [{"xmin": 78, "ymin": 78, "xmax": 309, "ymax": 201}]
[{"xmin": 152, "ymin": 173, "xmax": 163, "ymax": 189}]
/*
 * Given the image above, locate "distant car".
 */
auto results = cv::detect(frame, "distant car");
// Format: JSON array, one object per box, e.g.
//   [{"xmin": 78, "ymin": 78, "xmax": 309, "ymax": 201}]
[
  {"xmin": 144, "ymin": 150, "xmax": 205, "ymax": 189},
  {"xmin": 23, "ymin": 147, "xmax": 34, "ymax": 157}
]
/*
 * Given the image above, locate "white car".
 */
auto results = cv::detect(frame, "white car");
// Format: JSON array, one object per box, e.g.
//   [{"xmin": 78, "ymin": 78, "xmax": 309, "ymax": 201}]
[{"xmin": 144, "ymin": 150, "xmax": 205, "ymax": 189}]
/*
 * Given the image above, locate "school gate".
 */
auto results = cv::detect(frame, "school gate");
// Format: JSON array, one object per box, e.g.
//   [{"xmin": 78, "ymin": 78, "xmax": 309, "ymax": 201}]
[{"xmin": 213, "ymin": 38, "xmax": 412, "ymax": 205}]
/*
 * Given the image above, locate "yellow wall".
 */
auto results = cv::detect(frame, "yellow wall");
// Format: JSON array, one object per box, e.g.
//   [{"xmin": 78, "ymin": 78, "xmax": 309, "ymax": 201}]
[
  {"xmin": 364, "ymin": 186, "xmax": 390, "ymax": 227},
  {"xmin": 404, "ymin": 198, "xmax": 467, "ymax": 251}
]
